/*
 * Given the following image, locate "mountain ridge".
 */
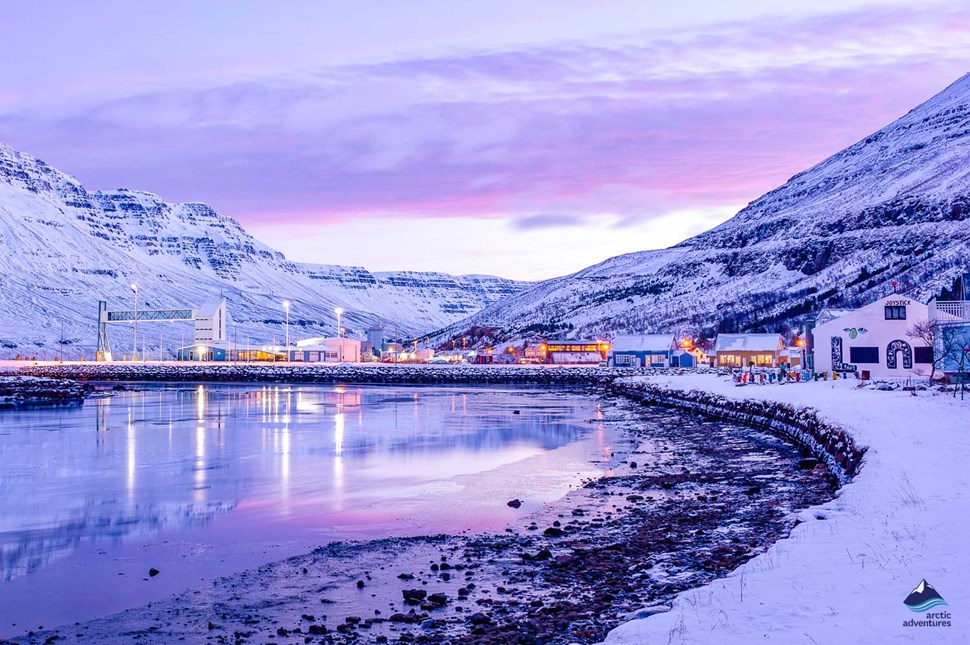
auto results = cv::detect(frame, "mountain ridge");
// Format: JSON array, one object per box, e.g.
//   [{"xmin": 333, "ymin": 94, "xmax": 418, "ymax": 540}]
[
  {"xmin": 432, "ymin": 74, "xmax": 970, "ymax": 345},
  {"xmin": 0, "ymin": 142, "xmax": 529, "ymax": 355}
]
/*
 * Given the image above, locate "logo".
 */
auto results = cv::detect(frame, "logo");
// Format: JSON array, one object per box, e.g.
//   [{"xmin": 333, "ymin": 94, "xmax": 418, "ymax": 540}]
[{"xmin": 904, "ymin": 579, "xmax": 947, "ymax": 612}]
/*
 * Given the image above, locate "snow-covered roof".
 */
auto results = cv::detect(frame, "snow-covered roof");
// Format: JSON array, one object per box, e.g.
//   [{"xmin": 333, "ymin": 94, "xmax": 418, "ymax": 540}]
[
  {"xmin": 815, "ymin": 308, "xmax": 856, "ymax": 325},
  {"xmin": 611, "ymin": 334, "xmax": 675, "ymax": 353},
  {"xmin": 714, "ymin": 333, "xmax": 784, "ymax": 352},
  {"xmin": 196, "ymin": 298, "xmax": 226, "ymax": 318},
  {"xmin": 296, "ymin": 337, "xmax": 361, "ymax": 348}
]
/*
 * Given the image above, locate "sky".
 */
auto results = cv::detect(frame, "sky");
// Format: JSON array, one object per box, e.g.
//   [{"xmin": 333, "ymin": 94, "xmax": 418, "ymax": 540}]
[{"xmin": 0, "ymin": 1, "xmax": 968, "ymax": 281}]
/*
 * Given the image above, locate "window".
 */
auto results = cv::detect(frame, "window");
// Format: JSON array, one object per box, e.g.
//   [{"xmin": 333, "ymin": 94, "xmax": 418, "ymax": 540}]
[
  {"xmin": 914, "ymin": 346, "xmax": 934, "ymax": 364},
  {"xmin": 885, "ymin": 306, "xmax": 907, "ymax": 320},
  {"xmin": 849, "ymin": 346, "xmax": 879, "ymax": 363}
]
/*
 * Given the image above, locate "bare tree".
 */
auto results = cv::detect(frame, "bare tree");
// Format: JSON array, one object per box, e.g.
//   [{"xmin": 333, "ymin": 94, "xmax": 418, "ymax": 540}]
[{"xmin": 907, "ymin": 320, "xmax": 963, "ymax": 383}]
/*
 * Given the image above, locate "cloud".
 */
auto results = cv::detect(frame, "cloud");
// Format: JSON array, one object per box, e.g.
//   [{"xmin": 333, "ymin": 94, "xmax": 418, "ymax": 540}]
[
  {"xmin": 509, "ymin": 213, "xmax": 586, "ymax": 231},
  {"xmin": 0, "ymin": 1, "xmax": 967, "ymax": 239}
]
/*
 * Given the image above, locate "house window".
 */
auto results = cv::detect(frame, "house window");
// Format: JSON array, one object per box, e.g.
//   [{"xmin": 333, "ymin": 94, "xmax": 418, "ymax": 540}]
[
  {"xmin": 849, "ymin": 346, "xmax": 879, "ymax": 364},
  {"xmin": 885, "ymin": 306, "xmax": 907, "ymax": 320},
  {"xmin": 914, "ymin": 347, "xmax": 934, "ymax": 364}
]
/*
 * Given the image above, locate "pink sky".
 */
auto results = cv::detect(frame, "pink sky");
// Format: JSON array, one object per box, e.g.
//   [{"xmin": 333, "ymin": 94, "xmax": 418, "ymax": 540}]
[{"xmin": 1, "ymin": 1, "xmax": 967, "ymax": 279}]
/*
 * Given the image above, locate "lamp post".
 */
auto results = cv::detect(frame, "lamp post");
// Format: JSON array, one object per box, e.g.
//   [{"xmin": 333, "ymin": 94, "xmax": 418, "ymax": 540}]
[
  {"xmin": 334, "ymin": 307, "xmax": 344, "ymax": 338},
  {"xmin": 131, "ymin": 283, "xmax": 138, "ymax": 361},
  {"xmin": 283, "ymin": 300, "xmax": 291, "ymax": 362}
]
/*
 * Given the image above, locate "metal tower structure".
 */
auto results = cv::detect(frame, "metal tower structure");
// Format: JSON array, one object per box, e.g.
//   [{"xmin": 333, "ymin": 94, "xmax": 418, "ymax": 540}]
[{"xmin": 96, "ymin": 300, "xmax": 194, "ymax": 361}]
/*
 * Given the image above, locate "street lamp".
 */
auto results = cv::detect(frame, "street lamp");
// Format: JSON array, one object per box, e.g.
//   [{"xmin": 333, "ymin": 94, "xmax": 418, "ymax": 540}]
[
  {"xmin": 283, "ymin": 301, "xmax": 290, "ymax": 362},
  {"xmin": 131, "ymin": 283, "xmax": 138, "ymax": 361},
  {"xmin": 334, "ymin": 307, "xmax": 344, "ymax": 338}
]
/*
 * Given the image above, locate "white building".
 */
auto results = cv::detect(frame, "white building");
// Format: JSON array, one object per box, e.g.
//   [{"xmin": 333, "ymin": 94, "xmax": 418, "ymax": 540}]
[
  {"xmin": 812, "ymin": 294, "xmax": 932, "ymax": 379},
  {"xmin": 194, "ymin": 298, "xmax": 228, "ymax": 346},
  {"xmin": 290, "ymin": 337, "xmax": 361, "ymax": 363}
]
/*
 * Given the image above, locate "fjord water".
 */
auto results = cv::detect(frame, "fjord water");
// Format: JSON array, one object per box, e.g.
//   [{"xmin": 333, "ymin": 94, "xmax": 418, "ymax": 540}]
[{"xmin": 0, "ymin": 383, "xmax": 616, "ymax": 634}]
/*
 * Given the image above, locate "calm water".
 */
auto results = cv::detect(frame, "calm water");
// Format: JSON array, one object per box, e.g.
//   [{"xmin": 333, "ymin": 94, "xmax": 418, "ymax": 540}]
[{"xmin": 0, "ymin": 383, "xmax": 617, "ymax": 634}]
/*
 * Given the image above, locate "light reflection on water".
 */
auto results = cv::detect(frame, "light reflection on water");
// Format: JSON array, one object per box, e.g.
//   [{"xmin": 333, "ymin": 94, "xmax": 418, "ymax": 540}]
[{"xmin": 0, "ymin": 383, "xmax": 600, "ymax": 585}]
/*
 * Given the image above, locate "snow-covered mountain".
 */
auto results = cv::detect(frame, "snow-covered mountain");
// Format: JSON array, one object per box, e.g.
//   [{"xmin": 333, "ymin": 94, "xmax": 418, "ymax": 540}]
[
  {"xmin": 434, "ymin": 73, "xmax": 970, "ymax": 345},
  {"xmin": 0, "ymin": 143, "xmax": 528, "ymax": 356}
]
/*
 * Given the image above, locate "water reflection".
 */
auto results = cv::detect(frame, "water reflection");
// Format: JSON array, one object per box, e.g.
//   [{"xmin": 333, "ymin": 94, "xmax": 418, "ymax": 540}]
[{"xmin": 0, "ymin": 384, "xmax": 594, "ymax": 583}]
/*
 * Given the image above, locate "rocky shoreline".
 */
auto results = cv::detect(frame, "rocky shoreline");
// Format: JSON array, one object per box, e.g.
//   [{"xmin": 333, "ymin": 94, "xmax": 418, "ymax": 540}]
[
  {"xmin": 0, "ymin": 375, "xmax": 92, "ymax": 407},
  {"xmin": 6, "ymin": 363, "xmax": 717, "ymax": 386},
  {"xmin": 3, "ymin": 391, "xmax": 839, "ymax": 645},
  {"xmin": 610, "ymin": 379, "xmax": 867, "ymax": 484}
]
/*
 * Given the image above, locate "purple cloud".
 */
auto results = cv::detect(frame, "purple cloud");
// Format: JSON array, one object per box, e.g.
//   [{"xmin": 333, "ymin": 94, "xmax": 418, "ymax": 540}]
[
  {"xmin": 509, "ymin": 214, "xmax": 586, "ymax": 231},
  {"xmin": 0, "ymin": 2, "xmax": 966, "ymax": 240}
]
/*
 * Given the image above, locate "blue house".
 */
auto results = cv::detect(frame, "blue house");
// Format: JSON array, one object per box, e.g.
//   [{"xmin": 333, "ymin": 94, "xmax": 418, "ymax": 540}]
[
  {"xmin": 175, "ymin": 344, "xmax": 228, "ymax": 361},
  {"xmin": 671, "ymin": 349, "xmax": 696, "ymax": 368},
  {"xmin": 609, "ymin": 334, "xmax": 677, "ymax": 367},
  {"xmin": 929, "ymin": 300, "xmax": 970, "ymax": 376}
]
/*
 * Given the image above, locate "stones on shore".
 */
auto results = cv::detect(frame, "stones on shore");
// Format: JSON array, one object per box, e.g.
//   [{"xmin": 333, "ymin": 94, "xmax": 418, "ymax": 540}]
[
  {"xmin": 469, "ymin": 612, "xmax": 492, "ymax": 626},
  {"xmin": 507, "ymin": 499, "xmax": 522, "ymax": 508},
  {"xmin": 403, "ymin": 589, "xmax": 427, "ymax": 604},
  {"xmin": 0, "ymin": 375, "xmax": 93, "ymax": 407},
  {"xmin": 148, "ymin": 568, "xmax": 160, "ymax": 577},
  {"xmin": 543, "ymin": 527, "xmax": 565, "ymax": 537}
]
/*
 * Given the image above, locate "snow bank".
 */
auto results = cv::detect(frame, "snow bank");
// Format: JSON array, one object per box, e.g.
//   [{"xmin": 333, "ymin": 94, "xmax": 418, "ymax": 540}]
[{"xmin": 604, "ymin": 373, "xmax": 969, "ymax": 645}]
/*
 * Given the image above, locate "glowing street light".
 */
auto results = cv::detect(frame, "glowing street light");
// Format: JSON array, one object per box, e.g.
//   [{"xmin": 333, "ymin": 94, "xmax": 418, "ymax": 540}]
[
  {"xmin": 130, "ymin": 283, "xmax": 139, "ymax": 361},
  {"xmin": 334, "ymin": 307, "xmax": 344, "ymax": 338},
  {"xmin": 283, "ymin": 300, "xmax": 291, "ymax": 362}
]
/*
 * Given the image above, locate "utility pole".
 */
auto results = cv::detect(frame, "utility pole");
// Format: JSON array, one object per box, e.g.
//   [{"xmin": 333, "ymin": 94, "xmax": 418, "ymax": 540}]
[
  {"xmin": 131, "ymin": 283, "xmax": 139, "ymax": 361},
  {"xmin": 283, "ymin": 301, "xmax": 291, "ymax": 361}
]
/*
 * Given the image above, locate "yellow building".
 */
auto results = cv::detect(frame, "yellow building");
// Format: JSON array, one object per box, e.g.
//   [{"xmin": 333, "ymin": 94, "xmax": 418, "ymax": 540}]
[{"xmin": 714, "ymin": 333, "xmax": 785, "ymax": 367}]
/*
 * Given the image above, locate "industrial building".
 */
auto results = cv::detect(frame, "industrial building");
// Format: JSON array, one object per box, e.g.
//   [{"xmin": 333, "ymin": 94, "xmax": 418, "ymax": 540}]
[{"xmin": 289, "ymin": 337, "xmax": 362, "ymax": 363}]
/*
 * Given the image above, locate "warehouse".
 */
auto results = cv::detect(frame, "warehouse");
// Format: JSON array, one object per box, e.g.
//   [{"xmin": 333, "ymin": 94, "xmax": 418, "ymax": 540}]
[{"xmin": 289, "ymin": 337, "xmax": 361, "ymax": 363}]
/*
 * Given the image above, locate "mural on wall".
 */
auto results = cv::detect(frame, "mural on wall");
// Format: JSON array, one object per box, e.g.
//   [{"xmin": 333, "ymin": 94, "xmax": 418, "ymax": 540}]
[
  {"xmin": 842, "ymin": 327, "xmax": 868, "ymax": 339},
  {"xmin": 886, "ymin": 339, "xmax": 913, "ymax": 370},
  {"xmin": 831, "ymin": 336, "xmax": 858, "ymax": 372}
]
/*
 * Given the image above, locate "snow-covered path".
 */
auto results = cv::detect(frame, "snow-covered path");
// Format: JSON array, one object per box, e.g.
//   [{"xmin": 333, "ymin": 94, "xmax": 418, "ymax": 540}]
[{"xmin": 605, "ymin": 373, "xmax": 969, "ymax": 645}]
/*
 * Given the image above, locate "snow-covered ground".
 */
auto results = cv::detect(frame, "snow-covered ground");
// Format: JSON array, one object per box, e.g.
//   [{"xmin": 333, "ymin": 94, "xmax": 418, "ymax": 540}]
[{"xmin": 604, "ymin": 373, "xmax": 969, "ymax": 644}]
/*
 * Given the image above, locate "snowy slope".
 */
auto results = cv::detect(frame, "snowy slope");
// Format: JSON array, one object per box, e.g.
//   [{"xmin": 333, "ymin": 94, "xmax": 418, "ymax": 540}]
[
  {"xmin": 435, "ymin": 74, "xmax": 970, "ymax": 344},
  {"xmin": 604, "ymin": 373, "xmax": 970, "ymax": 645},
  {"xmin": 0, "ymin": 144, "xmax": 528, "ymax": 356}
]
